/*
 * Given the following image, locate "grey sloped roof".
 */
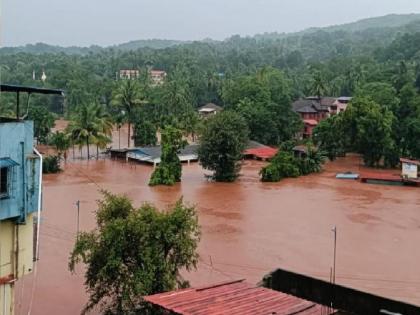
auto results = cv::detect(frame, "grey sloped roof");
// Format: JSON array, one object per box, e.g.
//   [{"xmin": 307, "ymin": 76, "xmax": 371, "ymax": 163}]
[
  {"xmin": 134, "ymin": 144, "xmax": 199, "ymax": 159},
  {"xmin": 292, "ymin": 97, "xmax": 334, "ymax": 113},
  {"xmin": 292, "ymin": 99, "xmax": 318, "ymax": 113}
]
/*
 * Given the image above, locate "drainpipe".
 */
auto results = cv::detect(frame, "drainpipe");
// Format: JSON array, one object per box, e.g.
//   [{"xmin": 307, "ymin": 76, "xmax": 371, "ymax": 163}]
[
  {"xmin": 33, "ymin": 148, "xmax": 42, "ymax": 261},
  {"xmin": 21, "ymin": 142, "xmax": 26, "ymax": 223}
]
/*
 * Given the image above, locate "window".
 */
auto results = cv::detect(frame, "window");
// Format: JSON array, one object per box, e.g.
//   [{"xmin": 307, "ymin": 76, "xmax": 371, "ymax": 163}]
[{"xmin": 0, "ymin": 167, "xmax": 9, "ymax": 198}]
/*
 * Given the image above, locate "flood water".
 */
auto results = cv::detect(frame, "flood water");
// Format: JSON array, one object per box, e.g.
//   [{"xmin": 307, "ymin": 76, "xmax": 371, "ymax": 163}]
[{"xmin": 15, "ymin": 125, "xmax": 420, "ymax": 314}]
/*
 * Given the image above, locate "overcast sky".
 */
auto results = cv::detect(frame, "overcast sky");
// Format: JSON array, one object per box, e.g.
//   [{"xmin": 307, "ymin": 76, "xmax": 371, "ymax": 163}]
[{"xmin": 1, "ymin": 0, "xmax": 420, "ymax": 47}]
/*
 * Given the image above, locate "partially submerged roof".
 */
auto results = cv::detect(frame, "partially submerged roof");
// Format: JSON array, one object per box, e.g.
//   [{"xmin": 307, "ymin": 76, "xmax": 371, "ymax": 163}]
[
  {"xmin": 144, "ymin": 279, "xmax": 336, "ymax": 315},
  {"xmin": 133, "ymin": 145, "xmax": 199, "ymax": 160},
  {"xmin": 246, "ymin": 140, "xmax": 268, "ymax": 150},
  {"xmin": 0, "ymin": 84, "xmax": 64, "ymax": 96},
  {"xmin": 244, "ymin": 147, "xmax": 278, "ymax": 159}
]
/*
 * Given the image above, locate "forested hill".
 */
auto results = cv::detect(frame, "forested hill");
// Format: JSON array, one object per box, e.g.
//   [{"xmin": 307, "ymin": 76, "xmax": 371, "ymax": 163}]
[
  {"xmin": 0, "ymin": 39, "xmax": 185, "ymax": 55},
  {"xmin": 2, "ymin": 13, "xmax": 420, "ymax": 55}
]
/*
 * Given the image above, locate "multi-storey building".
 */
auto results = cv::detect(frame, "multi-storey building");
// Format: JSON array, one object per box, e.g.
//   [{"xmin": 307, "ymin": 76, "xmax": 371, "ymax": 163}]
[{"xmin": 0, "ymin": 84, "xmax": 63, "ymax": 315}]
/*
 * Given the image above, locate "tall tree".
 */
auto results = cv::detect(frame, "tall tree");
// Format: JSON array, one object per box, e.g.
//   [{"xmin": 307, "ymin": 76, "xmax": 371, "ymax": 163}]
[
  {"xmin": 27, "ymin": 106, "xmax": 56, "ymax": 144},
  {"xmin": 69, "ymin": 192, "xmax": 200, "ymax": 314},
  {"xmin": 198, "ymin": 111, "xmax": 249, "ymax": 182},
  {"xmin": 112, "ymin": 80, "xmax": 144, "ymax": 148},
  {"xmin": 67, "ymin": 104, "xmax": 99, "ymax": 159},
  {"xmin": 149, "ymin": 126, "xmax": 186, "ymax": 186}
]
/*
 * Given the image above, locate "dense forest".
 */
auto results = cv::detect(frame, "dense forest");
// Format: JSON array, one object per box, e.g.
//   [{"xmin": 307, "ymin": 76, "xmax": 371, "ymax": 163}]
[{"xmin": 1, "ymin": 13, "xmax": 420, "ymax": 168}]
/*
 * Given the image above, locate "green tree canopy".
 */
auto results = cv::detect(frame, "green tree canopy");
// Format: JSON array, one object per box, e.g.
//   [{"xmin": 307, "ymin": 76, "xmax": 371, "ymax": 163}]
[
  {"xmin": 69, "ymin": 192, "xmax": 200, "ymax": 314},
  {"xmin": 342, "ymin": 97, "xmax": 395, "ymax": 167},
  {"xmin": 149, "ymin": 126, "xmax": 186, "ymax": 186},
  {"xmin": 27, "ymin": 105, "xmax": 56, "ymax": 144},
  {"xmin": 198, "ymin": 111, "xmax": 249, "ymax": 182}
]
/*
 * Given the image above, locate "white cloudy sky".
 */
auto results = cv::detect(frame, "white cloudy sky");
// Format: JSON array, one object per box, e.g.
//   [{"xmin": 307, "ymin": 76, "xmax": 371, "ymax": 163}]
[{"xmin": 2, "ymin": 0, "xmax": 420, "ymax": 47}]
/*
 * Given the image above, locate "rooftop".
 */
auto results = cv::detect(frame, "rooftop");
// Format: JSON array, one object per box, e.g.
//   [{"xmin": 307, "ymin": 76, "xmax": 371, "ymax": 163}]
[
  {"xmin": 144, "ymin": 279, "xmax": 337, "ymax": 315},
  {"xmin": 198, "ymin": 103, "xmax": 223, "ymax": 112}
]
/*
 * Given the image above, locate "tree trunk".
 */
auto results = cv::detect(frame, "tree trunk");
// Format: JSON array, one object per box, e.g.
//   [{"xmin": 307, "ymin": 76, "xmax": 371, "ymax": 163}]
[
  {"xmin": 118, "ymin": 127, "xmax": 121, "ymax": 149},
  {"xmin": 127, "ymin": 122, "xmax": 131, "ymax": 148},
  {"xmin": 72, "ymin": 143, "xmax": 75, "ymax": 159},
  {"xmin": 86, "ymin": 137, "xmax": 90, "ymax": 160},
  {"xmin": 96, "ymin": 145, "xmax": 99, "ymax": 160}
]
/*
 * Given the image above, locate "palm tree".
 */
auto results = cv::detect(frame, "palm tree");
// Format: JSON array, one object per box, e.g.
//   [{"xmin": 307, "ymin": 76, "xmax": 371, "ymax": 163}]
[
  {"xmin": 310, "ymin": 71, "xmax": 328, "ymax": 99},
  {"xmin": 112, "ymin": 80, "xmax": 143, "ymax": 148},
  {"xmin": 67, "ymin": 104, "xmax": 99, "ymax": 160},
  {"xmin": 50, "ymin": 131, "xmax": 70, "ymax": 161},
  {"xmin": 114, "ymin": 112, "xmax": 125, "ymax": 149},
  {"xmin": 92, "ymin": 104, "xmax": 113, "ymax": 159}
]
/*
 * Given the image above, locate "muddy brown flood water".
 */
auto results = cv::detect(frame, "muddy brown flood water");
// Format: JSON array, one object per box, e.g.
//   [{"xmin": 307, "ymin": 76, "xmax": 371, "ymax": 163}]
[{"xmin": 15, "ymin": 152, "xmax": 420, "ymax": 314}]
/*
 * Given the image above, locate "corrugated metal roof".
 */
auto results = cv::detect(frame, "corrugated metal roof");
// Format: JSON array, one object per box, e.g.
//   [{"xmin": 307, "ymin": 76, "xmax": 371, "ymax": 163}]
[{"xmin": 144, "ymin": 280, "xmax": 336, "ymax": 315}]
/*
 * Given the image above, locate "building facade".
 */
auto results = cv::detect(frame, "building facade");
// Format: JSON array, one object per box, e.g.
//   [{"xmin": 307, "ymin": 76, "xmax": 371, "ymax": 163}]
[
  {"xmin": 119, "ymin": 69, "xmax": 140, "ymax": 80},
  {"xmin": 292, "ymin": 96, "xmax": 352, "ymax": 138},
  {"xmin": 149, "ymin": 70, "xmax": 167, "ymax": 85},
  {"xmin": 0, "ymin": 118, "xmax": 41, "ymax": 315}
]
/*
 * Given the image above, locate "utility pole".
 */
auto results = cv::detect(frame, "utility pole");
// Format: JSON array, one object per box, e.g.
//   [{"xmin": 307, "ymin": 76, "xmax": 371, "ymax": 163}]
[
  {"xmin": 75, "ymin": 200, "xmax": 80, "ymax": 237},
  {"xmin": 332, "ymin": 226, "xmax": 337, "ymax": 284}
]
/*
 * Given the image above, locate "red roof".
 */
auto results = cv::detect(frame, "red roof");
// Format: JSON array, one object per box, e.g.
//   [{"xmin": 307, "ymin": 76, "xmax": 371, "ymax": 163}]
[
  {"xmin": 243, "ymin": 147, "xmax": 278, "ymax": 159},
  {"xmin": 144, "ymin": 279, "xmax": 336, "ymax": 315},
  {"xmin": 400, "ymin": 158, "xmax": 420, "ymax": 166},
  {"xmin": 303, "ymin": 119, "xmax": 318, "ymax": 126}
]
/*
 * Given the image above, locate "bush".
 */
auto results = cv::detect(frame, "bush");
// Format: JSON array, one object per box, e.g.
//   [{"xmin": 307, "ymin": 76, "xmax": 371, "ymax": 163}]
[
  {"xmin": 260, "ymin": 151, "xmax": 300, "ymax": 182},
  {"xmin": 43, "ymin": 155, "xmax": 61, "ymax": 174}
]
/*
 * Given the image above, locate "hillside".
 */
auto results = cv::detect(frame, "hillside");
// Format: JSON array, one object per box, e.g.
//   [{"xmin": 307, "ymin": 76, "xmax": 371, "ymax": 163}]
[{"xmin": 2, "ymin": 13, "xmax": 420, "ymax": 55}]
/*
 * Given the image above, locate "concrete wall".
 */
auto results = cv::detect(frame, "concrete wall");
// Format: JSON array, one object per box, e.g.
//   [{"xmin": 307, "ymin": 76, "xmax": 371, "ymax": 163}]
[
  {"xmin": 263, "ymin": 268, "xmax": 420, "ymax": 315},
  {"xmin": 1, "ymin": 119, "xmax": 40, "ymax": 314},
  {"xmin": 0, "ymin": 120, "xmax": 40, "ymax": 221}
]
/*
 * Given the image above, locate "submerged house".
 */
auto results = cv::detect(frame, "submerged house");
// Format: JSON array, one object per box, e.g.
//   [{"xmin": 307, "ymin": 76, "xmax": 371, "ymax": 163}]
[
  {"xmin": 243, "ymin": 140, "xmax": 278, "ymax": 161},
  {"xmin": 127, "ymin": 145, "xmax": 199, "ymax": 166},
  {"xmin": 400, "ymin": 158, "xmax": 420, "ymax": 179}
]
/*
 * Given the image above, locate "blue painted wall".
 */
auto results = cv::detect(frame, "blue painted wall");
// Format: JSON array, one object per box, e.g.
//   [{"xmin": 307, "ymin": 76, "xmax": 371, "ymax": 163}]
[{"xmin": 0, "ymin": 120, "xmax": 40, "ymax": 221}]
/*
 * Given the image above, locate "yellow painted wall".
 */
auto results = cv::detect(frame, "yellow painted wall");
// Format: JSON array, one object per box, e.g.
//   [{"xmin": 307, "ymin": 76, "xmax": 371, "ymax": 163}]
[{"xmin": 0, "ymin": 214, "xmax": 34, "ymax": 315}]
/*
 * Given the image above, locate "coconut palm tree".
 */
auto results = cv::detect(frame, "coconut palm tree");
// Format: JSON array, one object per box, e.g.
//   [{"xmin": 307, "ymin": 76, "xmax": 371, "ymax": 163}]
[
  {"xmin": 67, "ymin": 104, "xmax": 99, "ymax": 160},
  {"xmin": 50, "ymin": 131, "xmax": 70, "ymax": 160},
  {"xmin": 310, "ymin": 71, "xmax": 328, "ymax": 100},
  {"xmin": 111, "ymin": 80, "xmax": 143, "ymax": 148},
  {"xmin": 92, "ymin": 104, "xmax": 113, "ymax": 159}
]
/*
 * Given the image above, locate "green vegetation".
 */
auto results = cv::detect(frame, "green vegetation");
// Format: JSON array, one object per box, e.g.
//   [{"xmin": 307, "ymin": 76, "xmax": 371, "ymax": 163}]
[
  {"xmin": 27, "ymin": 106, "xmax": 55, "ymax": 144},
  {"xmin": 260, "ymin": 146, "xmax": 326, "ymax": 182},
  {"xmin": 69, "ymin": 192, "xmax": 200, "ymax": 314},
  {"xmin": 42, "ymin": 155, "xmax": 61, "ymax": 174},
  {"xmin": 198, "ymin": 111, "xmax": 249, "ymax": 182},
  {"xmin": 149, "ymin": 126, "xmax": 186, "ymax": 186},
  {"xmin": 2, "ymin": 14, "xmax": 420, "ymax": 172}
]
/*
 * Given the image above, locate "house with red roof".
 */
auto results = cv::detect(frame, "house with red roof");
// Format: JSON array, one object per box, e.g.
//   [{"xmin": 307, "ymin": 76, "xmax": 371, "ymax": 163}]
[{"xmin": 292, "ymin": 96, "xmax": 351, "ymax": 138}]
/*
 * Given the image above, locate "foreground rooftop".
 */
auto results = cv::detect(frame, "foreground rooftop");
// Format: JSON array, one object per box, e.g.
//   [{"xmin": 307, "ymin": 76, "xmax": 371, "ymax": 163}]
[{"xmin": 144, "ymin": 279, "xmax": 337, "ymax": 315}]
